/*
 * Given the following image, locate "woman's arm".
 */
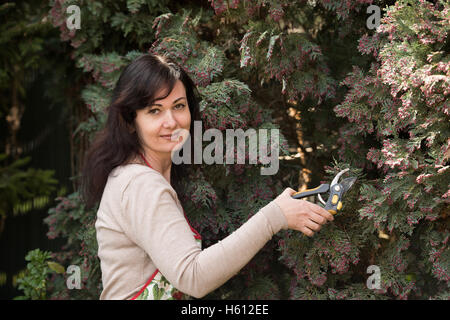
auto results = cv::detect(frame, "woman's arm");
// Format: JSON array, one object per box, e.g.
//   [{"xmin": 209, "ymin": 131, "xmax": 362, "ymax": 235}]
[{"xmin": 121, "ymin": 171, "xmax": 329, "ymax": 298}]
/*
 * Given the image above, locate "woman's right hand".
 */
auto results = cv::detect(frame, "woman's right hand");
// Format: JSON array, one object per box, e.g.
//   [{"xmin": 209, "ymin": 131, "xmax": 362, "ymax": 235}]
[{"xmin": 273, "ymin": 187, "xmax": 334, "ymax": 237}]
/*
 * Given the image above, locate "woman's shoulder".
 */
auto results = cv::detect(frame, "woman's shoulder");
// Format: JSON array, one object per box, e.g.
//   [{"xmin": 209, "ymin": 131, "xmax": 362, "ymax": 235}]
[
  {"xmin": 109, "ymin": 163, "xmax": 168, "ymax": 188},
  {"xmin": 115, "ymin": 164, "xmax": 181, "ymax": 205},
  {"xmin": 101, "ymin": 163, "xmax": 174, "ymax": 206},
  {"xmin": 107, "ymin": 163, "xmax": 174, "ymax": 192},
  {"xmin": 110, "ymin": 163, "xmax": 156, "ymax": 177}
]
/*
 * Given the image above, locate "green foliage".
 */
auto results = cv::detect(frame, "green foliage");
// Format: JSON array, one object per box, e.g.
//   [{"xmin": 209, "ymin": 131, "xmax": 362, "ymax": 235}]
[
  {"xmin": 48, "ymin": 0, "xmax": 170, "ymax": 56},
  {"xmin": 14, "ymin": 249, "xmax": 64, "ymax": 300},
  {"xmin": 329, "ymin": 0, "xmax": 449, "ymax": 298},
  {"xmin": 43, "ymin": 192, "xmax": 101, "ymax": 299},
  {"xmin": 0, "ymin": 1, "xmax": 55, "ymax": 137},
  {"xmin": 0, "ymin": 154, "xmax": 57, "ymax": 220}
]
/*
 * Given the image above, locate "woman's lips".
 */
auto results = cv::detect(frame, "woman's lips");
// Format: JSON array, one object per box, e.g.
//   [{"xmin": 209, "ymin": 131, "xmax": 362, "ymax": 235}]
[{"xmin": 160, "ymin": 134, "xmax": 179, "ymax": 140}]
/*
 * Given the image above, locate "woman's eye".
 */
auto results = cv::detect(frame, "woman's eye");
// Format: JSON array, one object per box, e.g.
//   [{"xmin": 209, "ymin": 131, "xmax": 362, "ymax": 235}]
[{"xmin": 148, "ymin": 104, "xmax": 184, "ymax": 114}]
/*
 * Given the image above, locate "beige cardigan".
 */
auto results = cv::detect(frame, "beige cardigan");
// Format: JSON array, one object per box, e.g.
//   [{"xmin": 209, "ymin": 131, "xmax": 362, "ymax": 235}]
[{"xmin": 95, "ymin": 164, "xmax": 288, "ymax": 299}]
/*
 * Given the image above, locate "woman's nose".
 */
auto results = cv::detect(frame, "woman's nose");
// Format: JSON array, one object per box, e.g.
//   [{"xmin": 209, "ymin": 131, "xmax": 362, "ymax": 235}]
[{"xmin": 162, "ymin": 110, "xmax": 177, "ymax": 128}]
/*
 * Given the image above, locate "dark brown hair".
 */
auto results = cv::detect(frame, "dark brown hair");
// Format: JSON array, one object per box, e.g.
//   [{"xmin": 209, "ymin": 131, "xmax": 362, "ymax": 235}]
[{"xmin": 80, "ymin": 53, "xmax": 200, "ymax": 209}]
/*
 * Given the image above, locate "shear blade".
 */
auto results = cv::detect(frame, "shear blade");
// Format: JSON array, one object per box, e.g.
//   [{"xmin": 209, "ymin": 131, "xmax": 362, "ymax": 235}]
[
  {"xmin": 330, "ymin": 168, "xmax": 349, "ymax": 187},
  {"xmin": 318, "ymin": 193, "xmax": 326, "ymax": 206},
  {"xmin": 340, "ymin": 177, "xmax": 357, "ymax": 194}
]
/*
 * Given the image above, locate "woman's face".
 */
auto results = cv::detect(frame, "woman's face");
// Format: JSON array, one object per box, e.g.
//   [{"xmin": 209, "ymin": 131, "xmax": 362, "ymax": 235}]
[{"xmin": 134, "ymin": 80, "xmax": 191, "ymax": 159}]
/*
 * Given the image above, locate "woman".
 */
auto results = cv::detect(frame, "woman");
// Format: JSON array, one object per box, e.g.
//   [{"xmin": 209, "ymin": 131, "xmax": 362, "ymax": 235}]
[{"xmin": 81, "ymin": 53, "xmax": 334, "ymax": 300}]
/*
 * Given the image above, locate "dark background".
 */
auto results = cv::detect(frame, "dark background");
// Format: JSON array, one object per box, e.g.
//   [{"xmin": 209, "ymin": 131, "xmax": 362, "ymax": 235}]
[{"xmin": 0, "ymin": 70, "xmax": 72, "ymax": 299}]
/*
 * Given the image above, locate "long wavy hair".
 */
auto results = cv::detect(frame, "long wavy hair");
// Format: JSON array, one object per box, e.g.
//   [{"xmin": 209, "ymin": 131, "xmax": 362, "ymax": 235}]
[{"xmin": 80, "ymin": 53, "xmax": 201, "ymax": 209}]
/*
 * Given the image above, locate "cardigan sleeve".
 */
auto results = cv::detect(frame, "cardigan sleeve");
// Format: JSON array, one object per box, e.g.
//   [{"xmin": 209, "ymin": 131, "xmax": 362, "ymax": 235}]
[{"xmin": 121, "ymin": 170, "xmax": 288, "ymax": 298}]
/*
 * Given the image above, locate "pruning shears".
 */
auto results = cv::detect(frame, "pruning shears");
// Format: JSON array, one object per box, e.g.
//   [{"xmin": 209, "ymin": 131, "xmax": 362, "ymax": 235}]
[{"xmin": 291, "ymin": 169, "xmax": 357, "ymax": 215}]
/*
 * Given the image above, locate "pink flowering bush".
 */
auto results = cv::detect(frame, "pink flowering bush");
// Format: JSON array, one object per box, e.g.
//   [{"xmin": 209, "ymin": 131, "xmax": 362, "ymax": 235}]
[
  {"xmin": 331, "ymin": 0, "xmax": 448, "ymax": 299},
  {"xmin": 274, "ymin": 0, "xmax": 448, "ymax": 300}
]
